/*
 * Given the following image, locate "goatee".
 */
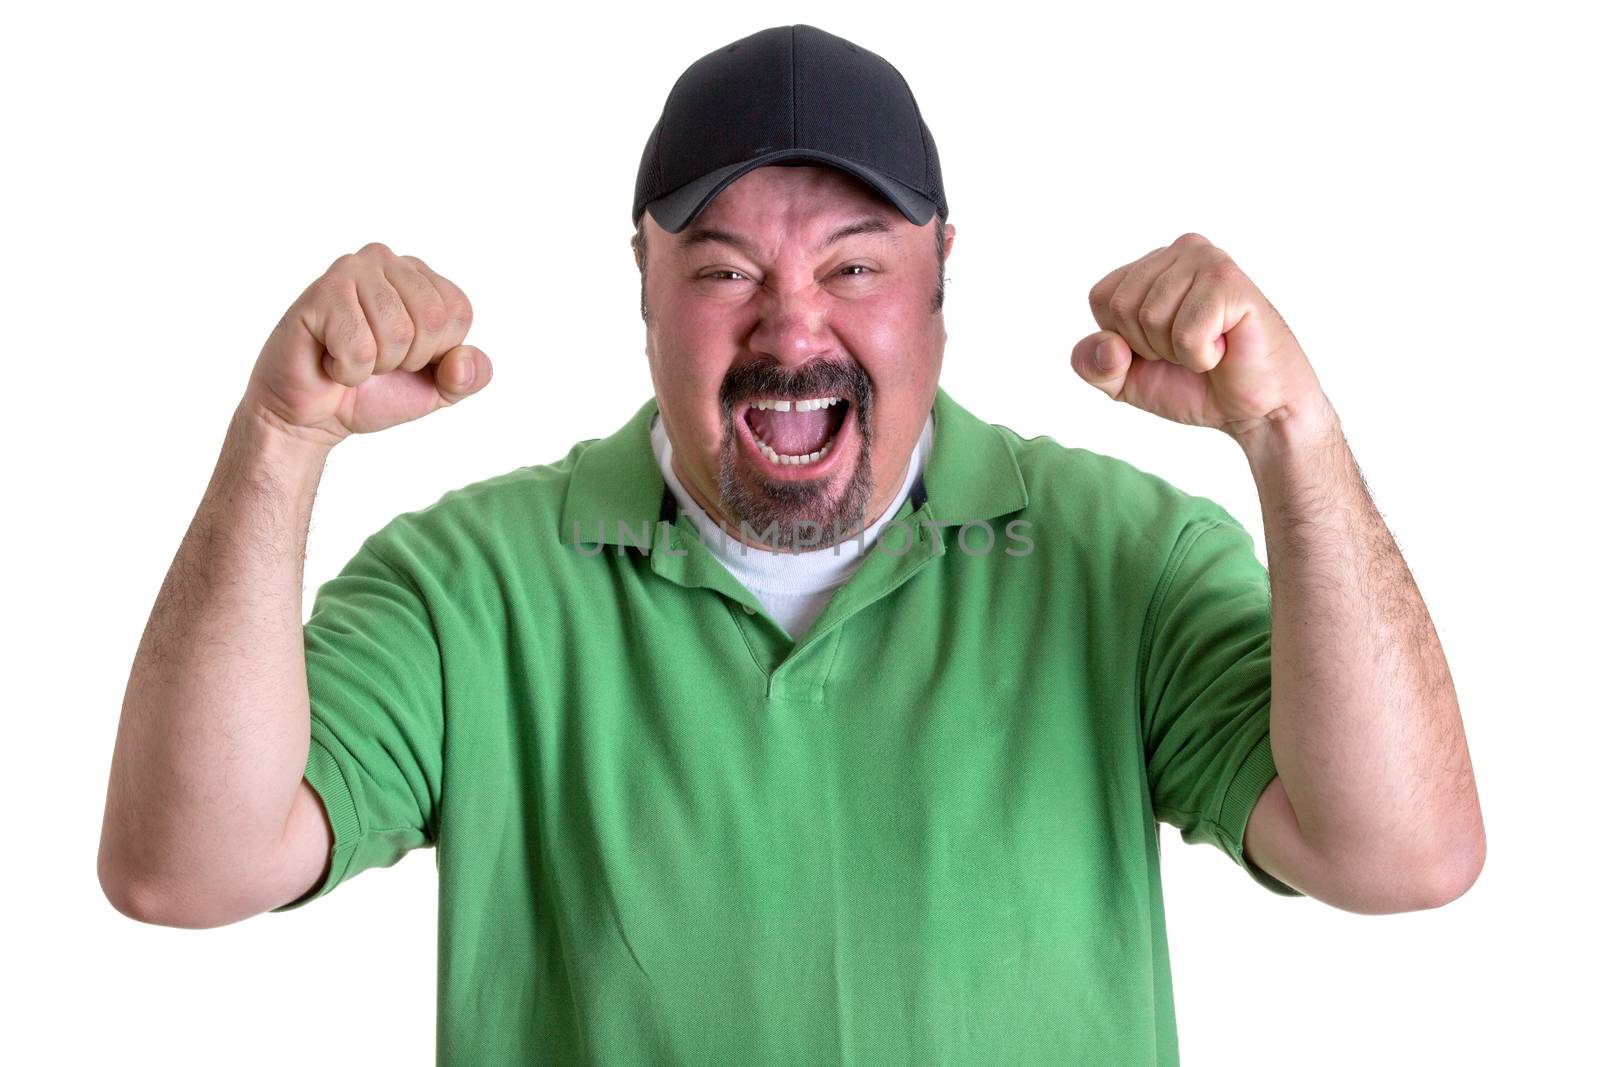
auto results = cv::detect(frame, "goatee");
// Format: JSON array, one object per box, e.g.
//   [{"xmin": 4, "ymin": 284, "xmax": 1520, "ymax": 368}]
[{"xmin": 716, "ymin": 356, "xmax": 874, "ymax": 551}]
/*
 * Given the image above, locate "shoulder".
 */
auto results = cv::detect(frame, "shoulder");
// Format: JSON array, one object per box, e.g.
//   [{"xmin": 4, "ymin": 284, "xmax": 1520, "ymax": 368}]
[
  {"xmin": 984, "ymin": 419, "xmax": 1248, "ymax": 556},
  {"xmin": 355, "ymin": 436, "xmax": 601, "ymax": 573}
]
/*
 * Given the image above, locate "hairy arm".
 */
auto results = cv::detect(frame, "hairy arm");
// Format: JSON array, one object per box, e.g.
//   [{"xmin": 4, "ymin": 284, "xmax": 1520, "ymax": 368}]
[
  {"xmin": 98, "ymin": 405, "xmax": 334, "ymax": 926},
  {"xmin": 1236, "ymin": 397, "xmax": 1486, "ymax": 914}
]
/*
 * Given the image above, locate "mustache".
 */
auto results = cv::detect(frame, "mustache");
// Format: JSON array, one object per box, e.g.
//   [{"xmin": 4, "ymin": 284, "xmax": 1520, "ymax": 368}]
[{"xmin": 718, "ymin": 357, "xmax": 872, "ymax": 415}]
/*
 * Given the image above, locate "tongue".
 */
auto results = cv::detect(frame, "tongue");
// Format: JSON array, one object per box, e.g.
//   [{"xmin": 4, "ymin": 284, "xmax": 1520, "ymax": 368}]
[{"xmin": 747, "ymin": 407, "xmax": 834, "ymax": 456}]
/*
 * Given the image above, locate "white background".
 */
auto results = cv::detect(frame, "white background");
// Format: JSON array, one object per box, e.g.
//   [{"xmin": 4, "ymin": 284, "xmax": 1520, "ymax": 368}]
[{"xmin": 5, "ymin": 0, "xmax": 1593, "ymax": 1062}]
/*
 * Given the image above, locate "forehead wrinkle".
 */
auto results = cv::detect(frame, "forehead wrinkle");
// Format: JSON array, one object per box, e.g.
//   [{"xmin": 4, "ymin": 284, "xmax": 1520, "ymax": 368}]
[{"xmin": 676, "ymin": 212, "xmax": 903, "ymax": 261}]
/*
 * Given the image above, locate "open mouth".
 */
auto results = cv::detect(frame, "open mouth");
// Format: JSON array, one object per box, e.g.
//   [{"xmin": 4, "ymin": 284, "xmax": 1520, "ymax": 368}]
[{"xmin": 740, "ymin": 395, "xmax": 851, "ymax": 468}]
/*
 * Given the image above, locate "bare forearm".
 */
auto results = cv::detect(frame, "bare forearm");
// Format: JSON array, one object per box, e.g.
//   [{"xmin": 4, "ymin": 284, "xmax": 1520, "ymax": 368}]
[
  {"xmin": 1237, "ymin": 400, "xmax": 1484, "ymax": 891},
  {"xmin": 100, "ymin": 404, "xmax": 332, "ymax": 903}
]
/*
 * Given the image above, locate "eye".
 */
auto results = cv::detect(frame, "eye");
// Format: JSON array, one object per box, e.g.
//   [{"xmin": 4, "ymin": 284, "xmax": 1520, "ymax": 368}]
[
  {"xmin": 702, "ymin": 269, "xmax": 752, "ymax": 282},
  {"xmin": 837, "ymin": 264, "xmax": 874, "ymax": 278}
]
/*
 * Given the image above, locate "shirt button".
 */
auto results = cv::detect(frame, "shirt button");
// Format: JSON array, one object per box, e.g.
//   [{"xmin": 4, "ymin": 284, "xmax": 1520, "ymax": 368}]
[{"xmin": 743, "ymin": 605, "xmax": 757, "ymax": 615}]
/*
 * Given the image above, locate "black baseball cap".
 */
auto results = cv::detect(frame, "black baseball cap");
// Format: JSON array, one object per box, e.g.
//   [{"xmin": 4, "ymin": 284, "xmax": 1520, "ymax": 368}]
[{"xmin": 632, "ymin": 24, "xmax": 948, "ymax": 235}]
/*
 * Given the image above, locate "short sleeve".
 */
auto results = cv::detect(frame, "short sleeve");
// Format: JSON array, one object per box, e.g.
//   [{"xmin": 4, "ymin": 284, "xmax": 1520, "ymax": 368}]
[
  {"xmin": 271, "ymin": 534, "xmax": 444, "ymax": 912},
  {"xmin": 1140, "ymin": 513, "xmax": 1304, "ymax": 898}
]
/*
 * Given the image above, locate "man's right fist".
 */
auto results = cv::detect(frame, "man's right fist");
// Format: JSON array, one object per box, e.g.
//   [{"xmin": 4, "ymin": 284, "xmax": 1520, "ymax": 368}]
[{"xmin": 243, "ymin": 242, "xmax": 491, "ymax": 447}]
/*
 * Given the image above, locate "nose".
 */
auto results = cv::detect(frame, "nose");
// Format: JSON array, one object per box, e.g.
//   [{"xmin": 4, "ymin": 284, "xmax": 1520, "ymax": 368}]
[{"xmin": 747, "ymin": 284, "xmax": 835, "ymax": 368}]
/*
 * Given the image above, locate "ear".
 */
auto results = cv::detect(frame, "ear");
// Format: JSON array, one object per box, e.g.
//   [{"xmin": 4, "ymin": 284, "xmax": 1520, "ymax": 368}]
[{"xmin": 941, "ymin": 221, "xmax": 956, "ymax": 260}]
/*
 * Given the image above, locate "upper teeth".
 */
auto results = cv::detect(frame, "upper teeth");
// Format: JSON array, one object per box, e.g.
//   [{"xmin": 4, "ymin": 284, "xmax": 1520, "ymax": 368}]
[{"xmin": 750, "ymin": 396, "xmax": 842, "ymax": 412}]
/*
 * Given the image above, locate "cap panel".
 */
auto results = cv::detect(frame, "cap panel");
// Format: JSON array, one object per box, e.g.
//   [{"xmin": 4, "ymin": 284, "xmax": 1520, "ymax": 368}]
[
  {"xmin": 658, "ymin": 29, "xmax": 795, "ymax": 194},
  {"xmin": 792, "ymin": 27, "xmax": 930, "ymax": 202},
  {"xmin": 633, "ymin": 24, "xmax": 948, "ymax": 230}
]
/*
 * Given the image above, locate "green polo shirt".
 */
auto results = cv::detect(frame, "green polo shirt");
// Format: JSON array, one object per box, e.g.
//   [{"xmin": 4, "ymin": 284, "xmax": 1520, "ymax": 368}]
[{"xmin": 272, "ymin": 385, "xmax": 1302, "ymax": 1065}]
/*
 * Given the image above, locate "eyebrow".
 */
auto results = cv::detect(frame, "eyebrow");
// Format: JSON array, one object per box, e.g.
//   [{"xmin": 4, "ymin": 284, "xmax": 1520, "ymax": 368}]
[{"xmin": 677, "ymin": 214, "xmax": 903, "ymax": 258}]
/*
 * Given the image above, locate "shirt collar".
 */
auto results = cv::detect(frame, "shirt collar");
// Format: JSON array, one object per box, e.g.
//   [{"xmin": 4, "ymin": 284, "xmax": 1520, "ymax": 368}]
[{"xmin": 559, "ymin": 385, "xmax": 1029, "ymax": 547}]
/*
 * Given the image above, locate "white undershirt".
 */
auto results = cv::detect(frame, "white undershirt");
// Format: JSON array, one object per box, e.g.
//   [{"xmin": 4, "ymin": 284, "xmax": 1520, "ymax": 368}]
[{"xmin": 650, "ymin": 410, "xmax": 935, "ymax": 642}]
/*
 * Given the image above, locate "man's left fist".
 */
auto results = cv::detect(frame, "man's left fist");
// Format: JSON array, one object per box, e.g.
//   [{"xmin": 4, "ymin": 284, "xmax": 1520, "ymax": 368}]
[{"xmin": 1071, "ymin": 232, "xmax": 1332, "ymax": 442}]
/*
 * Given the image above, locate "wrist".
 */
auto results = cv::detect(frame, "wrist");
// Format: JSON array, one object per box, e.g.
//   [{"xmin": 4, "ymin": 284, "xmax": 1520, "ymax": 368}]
[
  {"xmin": 1229, "ymin": 392, "xmax": 1344, "ymax": 470},
  {"xmin": 227, "ymin": 403, "xmax": 337, "ymax": 493},
  {"xmin": 236, "ymin": 402, "xmax": 344, "ymax": 460}
]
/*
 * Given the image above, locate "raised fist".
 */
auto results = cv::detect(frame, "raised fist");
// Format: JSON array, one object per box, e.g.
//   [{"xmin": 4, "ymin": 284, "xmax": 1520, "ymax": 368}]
[{"xmin": 244, "ymin": 242, "xmax": 491, "ymax": 447}]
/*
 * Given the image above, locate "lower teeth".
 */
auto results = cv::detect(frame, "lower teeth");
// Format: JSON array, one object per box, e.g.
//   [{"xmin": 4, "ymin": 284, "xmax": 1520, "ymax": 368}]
[{"xmin": 756, "ymin": 437, "xmax": 833, "ymax": 466}]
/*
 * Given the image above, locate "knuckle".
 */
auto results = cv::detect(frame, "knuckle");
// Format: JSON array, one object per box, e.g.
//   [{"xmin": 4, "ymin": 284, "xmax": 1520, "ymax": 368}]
[
  {"xmin": 1136, "ymin": 302, "xmax": 1164, "ymax": 330},
  {"xmin": 385, "ymin": 315, "xmax": 417, "ymax": 349},
  {"xmin": 1107, "ymin": 292, "xmax": 1139, "ymax": 323},
  {"xmin": 369, "ymin": 286, "xmax": 408, "ymax": 338},
  {"xmin": 1148, "ymin": 270, "xmax": 1184, "ymax": 300},
  {"xmin": 417, "ymin": 299, "xmax": 449, "ymax": 333},
  {"xmin": 1172, "ymin": 323, "xmax": 1208, "ymax": 353},
  {"xmin": 359, "ymin": 241, "xmax": 394, "ymax": 257},
  {"xmin": 313, "ymin": 271, "xmax": 350, "ymax": 299},
  {"xmin": 337, "ymin": 317, "xmax": 378, "ymax": 365},
  {"xmin": 446, "ymin": 293, "xmax": 473, "ymax": 326},
  {"xmin": 1175, "ymin": 231, "xmax": 1210, "ymax": 247}
]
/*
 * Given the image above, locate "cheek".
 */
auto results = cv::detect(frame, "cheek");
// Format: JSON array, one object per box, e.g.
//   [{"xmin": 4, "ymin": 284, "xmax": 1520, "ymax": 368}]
[
  {"xmin": 838, "ymin": 291, "xmax": 941, "ymax": 387},
  {"xmin": 648, "ymin": 312, "xmax": 738, "ymax": 448},
  {"xmin": 651, "ymin": 301, "xmax": 727, "ymax": 382}
]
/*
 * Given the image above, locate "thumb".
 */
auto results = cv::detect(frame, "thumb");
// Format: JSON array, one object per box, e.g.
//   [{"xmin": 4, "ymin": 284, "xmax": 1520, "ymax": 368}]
[
  {"xmin": 1070, "ymin": 330, "xmax": 1131, "ymax": 401},
  {"xmin": 434, "ymin": 345, "xmax": 492, "ymax": 405}
]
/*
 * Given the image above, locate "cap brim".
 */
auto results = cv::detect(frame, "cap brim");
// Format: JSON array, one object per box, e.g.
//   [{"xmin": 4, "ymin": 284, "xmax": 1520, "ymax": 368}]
[{"xmin": 644, "ymin": 149, "xmax": 937, "ymax": 234}]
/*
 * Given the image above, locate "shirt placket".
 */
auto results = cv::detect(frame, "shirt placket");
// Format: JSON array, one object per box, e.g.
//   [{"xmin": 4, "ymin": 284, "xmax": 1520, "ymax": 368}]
[{"xmin": 650, "ymin": 497, "xmax": 947, "ymax": 703}]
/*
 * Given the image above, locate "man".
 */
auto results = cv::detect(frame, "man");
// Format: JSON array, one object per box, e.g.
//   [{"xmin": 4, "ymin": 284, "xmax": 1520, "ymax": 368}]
[{"xmin": 100, "ymin": 23, "xmax": 1484, "ymax": 1065}]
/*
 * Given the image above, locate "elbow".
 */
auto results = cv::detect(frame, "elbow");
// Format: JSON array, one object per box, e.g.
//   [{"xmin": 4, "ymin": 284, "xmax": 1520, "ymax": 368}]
[
  {"xmin": 99, "ymin": 843, "xmax": 178, "ymax": 926},
  {"xmin": 98, "ymin": 844, "xmax": 187, "ymax": 927},
  {"xmin": 99, "ymin": 827, "xmax": 166, "ymax": 925},
  {"xmin": 98, "ymin": 832, "xmax": 147, "ymax": 922},
  {"xmin": 1311, "ymin": 822, "xmax": 1486, "ymax": 915},
  {"xmin": 1412, "ymin": 821, "xmax": 1487, "ymax": 911},
  {"xmin": 99, "ymin": 871, "xmax": 241, "ymax": 929},
  {"xmin": 98, "ymin": 849, "xmax": 261, "ymax": 929},
  {"xmin": 1362, "ymin": 820, "xmax": 1487, "ymax": 914},
  {"xmin": 99, "ymin": 864, "xmax": 169, "ymax": 926}
]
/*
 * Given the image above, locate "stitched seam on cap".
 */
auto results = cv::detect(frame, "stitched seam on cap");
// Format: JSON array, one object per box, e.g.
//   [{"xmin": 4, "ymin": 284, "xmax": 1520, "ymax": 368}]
[
  {"xmin": 796, "ymin": 25, "xmax": 806, "ymax": 146},
  {"xmin": 905, "ymin": 78, "xmax": 933, "ymax": 191},
  {"xmin": 651, "ymin": 124, "xmax": 662, "ymax": 199},
  {"xmin": 921, "ymin": 120, "xmax": 932, "ymax": 189}
]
